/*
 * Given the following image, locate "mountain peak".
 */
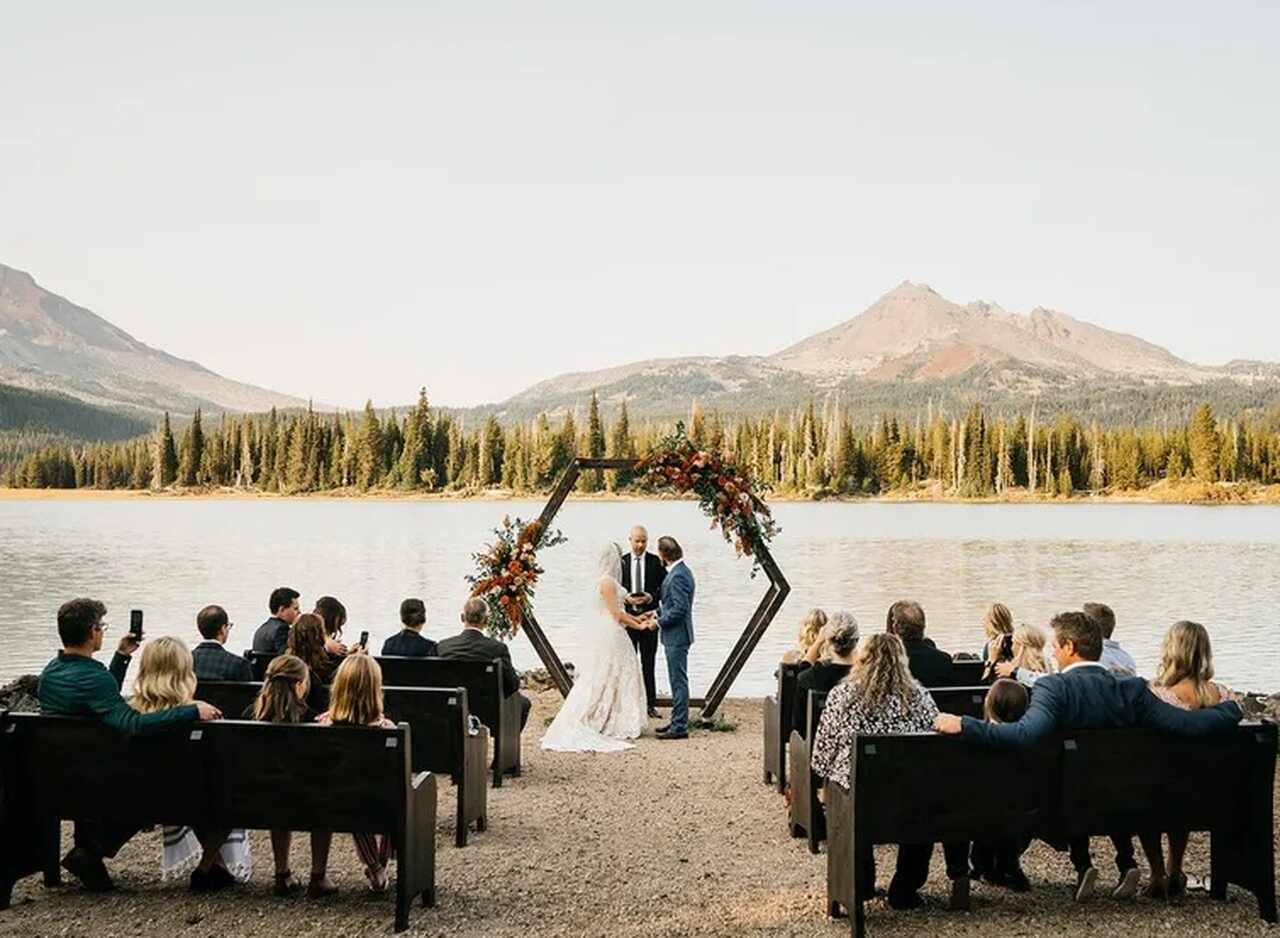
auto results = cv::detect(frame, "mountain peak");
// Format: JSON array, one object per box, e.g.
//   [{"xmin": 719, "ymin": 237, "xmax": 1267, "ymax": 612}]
[{"xmin": 1, "ymin": 262, "xmax": 308, "ymax": 416}]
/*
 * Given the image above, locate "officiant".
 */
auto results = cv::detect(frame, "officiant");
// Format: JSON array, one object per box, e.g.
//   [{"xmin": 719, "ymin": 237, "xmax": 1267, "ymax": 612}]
[{"xmin": 620, "ymin": 525, "xmax": 665, "ymax": 718}]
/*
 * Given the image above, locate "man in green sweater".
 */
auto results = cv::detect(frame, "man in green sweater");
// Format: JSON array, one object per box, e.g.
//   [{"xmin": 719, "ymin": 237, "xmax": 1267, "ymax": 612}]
[{"xmin": 38, "ymin": 598, "xmax": 222, "ymax": 891}]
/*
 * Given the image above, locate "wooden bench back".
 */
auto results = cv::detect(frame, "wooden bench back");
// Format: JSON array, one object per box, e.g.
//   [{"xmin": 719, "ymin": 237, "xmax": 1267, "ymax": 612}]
[
  {"xmin": 851, "ymin": 732, "xmax": 1055, "ymax": 845},
  {"xmin": 944, "ymin": 660, "xmax": 985, "ymax": 687},
  {"xmin": 196, "ymin": 680, "xmax": 474, "ymax": 778},
  {"xmin": 926, "ymin": 685, "xmax": 990, "ymax": 719},
  {"xmin": 373, "ymin": 657, "xmax": 508, "ymax": 731},
  {"xmin": 776, "ymin": 662, "xmax": 805, "ymax": 737}
]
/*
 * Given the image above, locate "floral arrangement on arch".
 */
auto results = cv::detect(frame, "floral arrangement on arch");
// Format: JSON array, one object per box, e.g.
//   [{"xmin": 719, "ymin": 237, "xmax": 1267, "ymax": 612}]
[
  {"xmin": 466, "ymin": 516, "xmax": 567, "ymax": 641},
  {"xmin": 638, "ymin": 425, "xmax": 780, "ymax": 576}
]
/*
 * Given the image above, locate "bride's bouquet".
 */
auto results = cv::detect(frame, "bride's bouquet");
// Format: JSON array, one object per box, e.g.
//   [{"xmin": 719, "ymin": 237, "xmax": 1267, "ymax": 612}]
[{"xmin": 466, "ymin": 516, "xmax": 567, "ymax": 640}]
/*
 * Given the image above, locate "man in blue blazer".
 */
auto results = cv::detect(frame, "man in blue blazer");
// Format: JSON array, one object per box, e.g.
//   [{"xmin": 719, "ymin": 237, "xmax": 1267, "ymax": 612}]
[
  {"xmin": 935, "ymin": 610, "xmax": 1242, "ymax": 901},
  {"xmin": 654, "ymin": 535, "xmax": 695, "ymax": 740}
]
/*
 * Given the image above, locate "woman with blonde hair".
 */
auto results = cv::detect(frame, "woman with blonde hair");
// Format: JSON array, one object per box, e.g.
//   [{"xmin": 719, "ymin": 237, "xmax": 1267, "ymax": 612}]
[
  {"xmin": 1139, "ymin": 621, "xmax": 1234, "ymax": 899},
  {"xmin": 317, "ymin": 655, "xmax": 396, "ymax": 892},
  {"xmin": 811, "ymin": 634, "xmax": 968, "ymax": 911},
  {"xmin": 980, "ymin": 603, "xmax": 1015, "ymax": 681},
  {"xmin": 1009, "ymin": 624, "xmax": 1051, "ymax": 676},
  {"xmin": 130, "ymin": 637, "xmax": 250, "ymax": 891},
  {"xmin": 783, "ymin": 608, "xmax": 828, "ymax": 664}
]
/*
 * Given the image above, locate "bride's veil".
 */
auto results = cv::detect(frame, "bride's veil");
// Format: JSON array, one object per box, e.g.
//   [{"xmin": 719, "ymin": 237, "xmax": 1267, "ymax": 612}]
[{"xmin": 596, "ymin": 542, "xmax": 624, "ymax": 580}]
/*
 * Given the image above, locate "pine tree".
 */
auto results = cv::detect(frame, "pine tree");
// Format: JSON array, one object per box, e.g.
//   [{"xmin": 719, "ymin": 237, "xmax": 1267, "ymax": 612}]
[
  {"xmin": 153, "ymin": 412, "xmax": 178, "ymax": 489},
  {"xmin": 582, "ymin": 392, "xmax": 606, "ymax": 492},
  {"xmin": 1188, "ymin": 403, "xmax": 1220, "ymax": 482},
  {"xmin": 356, "ymin": 401, "xmax": 384, "ymax": 489}
]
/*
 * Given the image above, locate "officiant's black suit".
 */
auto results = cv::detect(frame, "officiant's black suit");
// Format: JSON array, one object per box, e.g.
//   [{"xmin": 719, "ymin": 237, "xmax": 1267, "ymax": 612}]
[{"xmin": 620, "ymin": 550, "xmax": 666, "ymax": 710}]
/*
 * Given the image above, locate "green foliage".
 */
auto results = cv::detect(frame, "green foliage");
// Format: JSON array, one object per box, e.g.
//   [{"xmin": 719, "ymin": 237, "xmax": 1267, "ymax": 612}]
[{"xmin": 7, "ymin": 395, "xmax": 1280, "ymax": 500}]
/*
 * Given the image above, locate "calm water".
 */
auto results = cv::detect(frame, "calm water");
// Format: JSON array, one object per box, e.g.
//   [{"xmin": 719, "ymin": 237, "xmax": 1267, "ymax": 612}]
[{"xmin": 2, "ymin": 498, "xmax": 1279, "ymax": 695}]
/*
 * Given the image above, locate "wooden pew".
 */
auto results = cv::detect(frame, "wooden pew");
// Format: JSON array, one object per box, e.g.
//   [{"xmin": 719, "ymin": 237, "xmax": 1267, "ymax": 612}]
[
  {"xmin": 0, "ymin": 711, "xmax": 438, "ymax": 932},
  {"xmin": 826, "ymin": 723, "xmax": 1278, "ymax": 937},
  {"xmin": 926, "ymin": 686, "xmax": 989, "ymax": 720},
  {"xmin": 787, "ymin": 690, "xmax": 827, "ymax": 854},
  {"xmin": 197, "ymin": 681, "xmax": 489, "ymax": 847},
  {"xmin": 244, "ymin": 652, "xmax": 522, "ymax": 788},
  {"xmin": 944, "ymin": 660, "xmax": 984, "ymax": 687},
  {"xmin": 373, "ymin": 656, "xmax": 523, "ymax": 788},
  {"xmin": 786, "ymin": 686, "xmax": 990, "ymax": 855},
  {"xmin": 763, "ymin": 662, "xmax": 805, "ymax": 791}
]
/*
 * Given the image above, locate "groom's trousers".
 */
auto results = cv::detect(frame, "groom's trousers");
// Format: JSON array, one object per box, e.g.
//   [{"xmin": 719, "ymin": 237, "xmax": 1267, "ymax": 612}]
[
  {"xmin": 664, "ymin": 642, "xmax": 690, "ymax": 733},
  {"xmin": 627, "ymin": 625, "xmax": 658, "ymax": 709}
]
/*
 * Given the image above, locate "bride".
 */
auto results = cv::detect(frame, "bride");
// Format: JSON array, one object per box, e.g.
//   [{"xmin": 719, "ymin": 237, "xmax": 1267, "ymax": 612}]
[{"xmin": 540, "ymin": 543, "xmax": 652, "ymax": 752}]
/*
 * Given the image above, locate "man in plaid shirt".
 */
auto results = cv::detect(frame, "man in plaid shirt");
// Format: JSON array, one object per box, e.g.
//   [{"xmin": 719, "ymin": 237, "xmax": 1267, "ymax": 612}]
[{"xmin": 192, "ymin": 605, "xmax": 253, "ymax": 682}]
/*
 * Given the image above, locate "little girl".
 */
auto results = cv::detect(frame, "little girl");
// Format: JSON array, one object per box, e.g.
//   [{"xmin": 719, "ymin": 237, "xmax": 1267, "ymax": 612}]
[{"xmin": 968, "ymin": 679, "xmax": 1032, "ymax": 890}]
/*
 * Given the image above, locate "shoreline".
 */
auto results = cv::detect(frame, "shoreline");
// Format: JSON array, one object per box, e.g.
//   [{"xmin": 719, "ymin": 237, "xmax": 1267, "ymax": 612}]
[{"xmin": 3, "ymin": 481, "xmax": 1280, "ymax": 506}]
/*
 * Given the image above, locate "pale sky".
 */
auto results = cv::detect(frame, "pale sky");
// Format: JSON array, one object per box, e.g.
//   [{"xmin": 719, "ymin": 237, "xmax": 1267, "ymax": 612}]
[{"xmin": 2, "ymin": 1, "xmax": 1276, "ymax": 409}]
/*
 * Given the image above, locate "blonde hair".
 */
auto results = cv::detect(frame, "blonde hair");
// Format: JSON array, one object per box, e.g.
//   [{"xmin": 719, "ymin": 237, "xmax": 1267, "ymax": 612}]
[
  {"xmin": 798, "ymin": 608, "xmax": 828, "ymax": 650},
  {"xmin": 849, "ymin": 633, "xmax": 918, "ymax": 711},
  {"xmin": 983, "ymin": 603, "xmax": 1014, "ymax": 639},
  {"xmin": 1010, "ymin": 624, "xmax": 1050, "ymax": 673},
  {"xmin": 1153, "ymin": 620, "xmax": 1217, "ymax": 708},
  {"xmin": 328, "ymin": 655, "xmax": 386, "ymax": 726},
  {"xmin": 130, "ymin": 637, "xmax": 197, "ymax": 714}
]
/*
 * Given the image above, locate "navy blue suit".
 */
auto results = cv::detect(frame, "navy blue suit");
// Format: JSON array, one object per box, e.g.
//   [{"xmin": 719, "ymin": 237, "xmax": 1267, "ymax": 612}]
[
  {"xmin": 960, "ymin": 662, "xmax": 1242, "ymax": 747},
  {"xmin": 656, "ymin": 560, "xmax": 695, "ymax": 733}
]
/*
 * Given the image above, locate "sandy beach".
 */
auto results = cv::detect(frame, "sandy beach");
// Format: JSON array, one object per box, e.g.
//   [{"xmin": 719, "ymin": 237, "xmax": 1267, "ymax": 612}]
[{"xmin": 2, "ymin": 691, "xmax": 1275, "ymax": 938}]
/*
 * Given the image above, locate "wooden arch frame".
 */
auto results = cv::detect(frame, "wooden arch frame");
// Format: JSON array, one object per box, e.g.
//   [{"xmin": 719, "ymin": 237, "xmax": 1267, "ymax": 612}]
[{"xmin": 522, "ymin": 457, "xmax": 791, "ymax": 720}]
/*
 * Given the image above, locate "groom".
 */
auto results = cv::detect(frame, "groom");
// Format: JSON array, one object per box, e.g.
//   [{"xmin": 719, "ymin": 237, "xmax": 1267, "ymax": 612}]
[{"xmin": 653, "ymin": 535, "xmax": 695, "ymax": 741}]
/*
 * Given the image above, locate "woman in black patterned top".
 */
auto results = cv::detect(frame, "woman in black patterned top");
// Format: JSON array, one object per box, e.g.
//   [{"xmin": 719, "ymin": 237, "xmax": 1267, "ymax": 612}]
[{"xmin": 811, "ymin": 633, "xmax": 969, "ymax": 911}]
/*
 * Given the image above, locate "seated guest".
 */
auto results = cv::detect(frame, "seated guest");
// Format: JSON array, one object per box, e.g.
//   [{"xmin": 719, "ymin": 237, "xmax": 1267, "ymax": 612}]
[
  {"xmin": 382, "ymin": 598, "xmax": 438, "ymax": 657},
  {"xmin": 782, "ymin": 608, "xmax": 828, "ymax": 665},
  {"xmin": 935, "ymin": 611, "xmax": 1243, "ymax": 903},
  {"xmin": 314, "ymin": 594, "xmax": 351, "ymax": 657},
  {"xmin": 252, "ymin": 586, "xmax": 301, "ymax": 655},
  {"xmin": 286, "ymin": 612, "xmax": 337, "ymax": 709},
  {"xmin": 812, "ymin": 634, "xmax": 970, "ymax": 911},
  {"xmin": 317, "ymin": 655, "xmax": 397, "ymax": 892},
  {"xmin": 37, "ymin": 598, "xmax": 220, "ymax": 892},
  {"xmin": 1139, "ymin": 621, "xmax": 1235, "ymax": 900},
  {"xmin": 968, "ymin": 680, "xmax": 1032, "ymax": 890},
  {"xmin": 192, "ymin": 605, "xmax": 252, "ymax": 682},
  {"xmin": 438, "ymin": 598, "xmax": 531, "ymax": 730},
  {"xmin": 980, "ymin": 602, "xmax": 1015, "ymax": 681},
  {"xmin": 791, "ymin": 612, "xmax": 858, "ymax": 739},
  {"xmin": 247, "ymin": 654, "xmax": 331, "ymax": 897},
  {"xmin": 1084, "ymin": 602, "xmax": 1137, "ymax": 676},
  {"xmin": 129, "ymin": 637, "xmax": 249, "ymax": 892},
  {"xmin": 995, "ymin": 623, "xmax": 1053, "ymax": 687},
  {"xmin": 885, "ymin": 600, "xmax": 953, "ymax": 687}
]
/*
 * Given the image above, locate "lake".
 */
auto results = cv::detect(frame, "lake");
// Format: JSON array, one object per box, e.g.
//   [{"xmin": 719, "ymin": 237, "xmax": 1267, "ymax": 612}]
[{"xmin": 2, "ymin": 497, "xmax": 1278, "ymax": 695}]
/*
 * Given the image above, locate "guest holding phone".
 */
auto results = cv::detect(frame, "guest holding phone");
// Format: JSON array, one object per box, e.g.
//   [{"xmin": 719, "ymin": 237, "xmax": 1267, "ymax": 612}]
[
  {"xmin": 317, "ymin": 655, "xmax": 397, "ymax": 892},
  {"xmin": 247, "ymin": 654, "xmax": 333, "ymax": 897}
]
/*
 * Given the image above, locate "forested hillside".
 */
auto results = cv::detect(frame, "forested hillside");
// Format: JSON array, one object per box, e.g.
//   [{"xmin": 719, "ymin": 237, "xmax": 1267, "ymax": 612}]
[{"xmin": 5, "ymin": 389, "xmax": 1279, "ymax": 498}]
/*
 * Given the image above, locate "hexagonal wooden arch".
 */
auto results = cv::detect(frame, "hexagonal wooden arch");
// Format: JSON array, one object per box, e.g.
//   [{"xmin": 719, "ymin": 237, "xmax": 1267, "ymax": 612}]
[{"xmin": 522, "ymin": 456, "xmax": 791, "ymax": 720}]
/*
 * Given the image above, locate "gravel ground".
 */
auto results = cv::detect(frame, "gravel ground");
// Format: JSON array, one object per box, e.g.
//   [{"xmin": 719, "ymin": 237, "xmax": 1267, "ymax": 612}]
[{"xmin": 2, "ymin": 691, "xmax": 1276, "ymax": 937}]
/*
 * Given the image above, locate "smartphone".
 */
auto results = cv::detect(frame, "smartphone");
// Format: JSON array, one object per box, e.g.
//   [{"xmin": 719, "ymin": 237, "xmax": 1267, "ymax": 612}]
[
  {"xmin": 359, "ymin": 630, "xmax": 369, "ymax": 648},
  {"xmin": 130, "ymin": 609, "xmax": 144, "ymax": 640}
]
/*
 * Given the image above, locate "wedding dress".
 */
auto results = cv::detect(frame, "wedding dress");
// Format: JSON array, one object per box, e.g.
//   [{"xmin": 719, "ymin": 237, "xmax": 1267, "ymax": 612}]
[{"xmin": 540, "ymin": 546, "xmax": 648, "ymax": 752}]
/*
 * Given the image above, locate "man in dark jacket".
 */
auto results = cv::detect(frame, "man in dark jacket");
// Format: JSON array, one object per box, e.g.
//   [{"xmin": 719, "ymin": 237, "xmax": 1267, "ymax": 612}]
[
  {"xmin": 619, "ymin": 525, "xmax": 666, "ymax": 717},
  {"xmin": 251, "ymin": 586, "xmax": 301, "ymax": 655},
  {"xmin": 192, "ymin": 605, "xmax": 253, "ymax": 682},
  {"xmin": 437, "ymin": 598, "xmax": 530, "ymax": 729},
  {"xmin": 886, "ymin": 600, "xmax": 954, "ymax": 687},
  {"xmin": 38, "ymin": 598, "xmax": 221, "ymax": 892},
  {"xmin": 936, "ymin": 610, "xmax": 1242, "ymax": 902},
  {"xmin": 381, "ymin": 598, "xmax": 438, "ymax": 657}
]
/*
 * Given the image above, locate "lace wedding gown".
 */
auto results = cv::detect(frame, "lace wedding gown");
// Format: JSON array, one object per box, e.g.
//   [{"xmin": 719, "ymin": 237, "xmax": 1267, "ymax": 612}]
[{"xmin": 540, "ymin": 575, "xmax": 648, "ymax": 752}]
